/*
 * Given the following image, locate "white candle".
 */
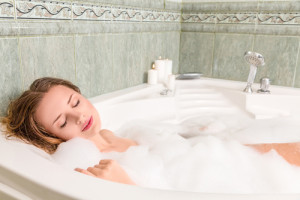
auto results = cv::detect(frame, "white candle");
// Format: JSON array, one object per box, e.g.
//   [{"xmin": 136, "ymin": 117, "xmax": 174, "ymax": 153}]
[
  {"xmin": 147, "ymin": 64, "xmax": 158, "ymax": 85},
  {"xmin": 155, "ymin": 59, "xmax": 166, "ymax": 84},
  {"xmin": 167, "ymin": 74, "xmax": 176, "ymax": 91}
]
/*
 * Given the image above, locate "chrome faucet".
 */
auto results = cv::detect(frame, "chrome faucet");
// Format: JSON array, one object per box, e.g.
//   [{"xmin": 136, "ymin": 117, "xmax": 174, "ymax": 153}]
[
  {"xmin": 257, "ymin": 77, "xmax": 271, "ymax": 94},
  {"xmin": 243, "ymin": 51, "xmax": 265, "ymax": 93}
]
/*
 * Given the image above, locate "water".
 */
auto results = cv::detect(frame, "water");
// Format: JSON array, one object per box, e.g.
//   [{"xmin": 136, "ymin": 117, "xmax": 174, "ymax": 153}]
[{"xmin": 52, "ymin": 113, "xmax": 300, "ymax": 193}]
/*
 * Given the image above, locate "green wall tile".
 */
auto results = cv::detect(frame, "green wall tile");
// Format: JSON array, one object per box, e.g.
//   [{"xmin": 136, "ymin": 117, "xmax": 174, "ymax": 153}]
[
  {"xmin": 141, "ymin": 32, "xmax": 166, "ymax": 82},
  {"xmin": 259, "ymin": 1, "xmax": 300, "ymax": 12},
  {"xmin": 255, "ymin": 25, "xmax": 300, "ymax": 36},
  {"xmin": 254, "ymin": 35, "xmax": 299, "ymax": 87},
  {"xmin": 20, "ymin": 36, "xmax": 76, "ymax": 90},
  {"xmin": 165, "ymin": 1, "xmax": 182, "ymax": 11},
  {"xmin": 214, "ymin": 24, "xmax": 256, "ymax": 35},
  {"xmin": 95, "ymin": 35, "xmax": 115, "ymax": 94},
  {"xmin": 127, "ymin": 34, "xmax": 142, "ymax": 87},
  {"xmin": 150, "ymin": 0, "xmax": 164, "ymax": 9},
  {"xmin": 141, "ymin": 33, "xmax": 159, "ymax": 83},
  {"xmin": 112, "ymin": 34, "xmax": 127, "ymax": 91},
  {"xmin": 0, "ymin": 38, "xmax": 21, "ymax": 116},
  {"xmin": 294, "ymin": 42, "xmax": 300, "ymax": 88},
  {"xmin": 181, "ymin": 23, "xmax": 216, "ymax": 33},
  {"xmin": 212, "ymin": 33, "xmax": 254, "ymax": 82},
  {"xmin": 113, "ymin": 34, "xmax": 142, "ymax": 91},
  {"xmin": 141, "ymin": 0, "xmax": 151, "ymax": 8},
  {"xmin": 164, "ymin": 32, "xmax": 180, "ymax": 74},
  {"xmin": 110, "ymin": 0, "xmax": 125, "ymax": 5},
  {"xmin": 180, "ymin": 32, "xmax": 214, "ymax": 76},
  {"xmin": 75, "ymin": 34, "xmax": 114, "ymax": 98}
]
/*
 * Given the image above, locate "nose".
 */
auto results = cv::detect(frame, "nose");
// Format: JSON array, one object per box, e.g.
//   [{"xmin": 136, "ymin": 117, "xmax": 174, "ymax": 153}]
[{"xmin": 74, "ymin": 112, "xmax": 85, "ymax": 125}]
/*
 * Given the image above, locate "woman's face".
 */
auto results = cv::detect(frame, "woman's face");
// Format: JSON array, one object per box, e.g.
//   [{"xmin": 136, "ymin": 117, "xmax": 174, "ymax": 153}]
[{"xmin": 35, "ymin": 85, "xmax": 101, "ymax": 141}]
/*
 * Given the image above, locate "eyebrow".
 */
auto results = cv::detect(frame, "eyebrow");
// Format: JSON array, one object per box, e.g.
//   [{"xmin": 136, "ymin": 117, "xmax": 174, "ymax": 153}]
[{"xmin": 52, "ymin": 93, "xmax": 74, "ymax": 125}]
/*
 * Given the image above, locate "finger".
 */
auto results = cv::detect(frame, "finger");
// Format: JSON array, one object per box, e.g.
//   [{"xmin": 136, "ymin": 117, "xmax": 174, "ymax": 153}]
[
  {"xmin": 74, "ymin": 168, "xmax": 96, "ymax": 177},
  {"xmin": 74, "ymin": 168, "xmax": 82, "ymax": 172},
  {"xmin": 100, "ymin": 149, "xmax": 112, "ymax": 153},
  {"xmin": 87, "ymin": 166, "xmax": 104, "ymax": 177},
  {"xmin": 99, "ymin": 159, "xmax": 112, "ymax": 164},
  {"xmin": 94, "ymin": 164, "xmax": 107, "ymax": 169}
]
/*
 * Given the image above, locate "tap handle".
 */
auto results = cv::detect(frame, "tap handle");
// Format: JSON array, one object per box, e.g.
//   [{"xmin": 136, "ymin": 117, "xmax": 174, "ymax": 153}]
[
  {"xmin": 257, "ymin": 77, "xmax": 271, "ymax": 93},
  {"xmin": 260, "ymin": 77, "xmax": 270, "ymax": 91}
]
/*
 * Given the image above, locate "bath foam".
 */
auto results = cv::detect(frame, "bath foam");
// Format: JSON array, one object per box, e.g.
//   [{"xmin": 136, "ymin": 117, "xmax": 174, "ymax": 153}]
[
  {"xmin": 52, "ymin": 138, "xmax": 102, "ymax": 170},
  {"xmin": 51, "ymin": 115, "xmax": 300, "ymax": 193}
]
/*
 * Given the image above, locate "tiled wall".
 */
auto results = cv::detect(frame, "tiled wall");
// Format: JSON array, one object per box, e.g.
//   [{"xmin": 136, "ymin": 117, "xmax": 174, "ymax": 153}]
[
  {"xmin": 180, "ymin": 0, "xmax": 300, "ymax": 88},
  {"xmin": 2, "ymin": 0, "xmax": 300, "ymax": 116},
  {"xmin": 0, "ymin": 0, "xmax": 181, "ymax": 115}
]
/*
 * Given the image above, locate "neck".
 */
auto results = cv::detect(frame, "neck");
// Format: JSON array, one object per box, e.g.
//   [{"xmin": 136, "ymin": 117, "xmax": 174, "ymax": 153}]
[{"xmin": 89, "ymin": 132, "xmax": 110, "ymax": 152}]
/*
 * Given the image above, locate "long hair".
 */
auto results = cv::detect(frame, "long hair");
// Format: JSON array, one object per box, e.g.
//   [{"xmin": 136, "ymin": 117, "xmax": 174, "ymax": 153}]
[{"xmin": 1, "ymin": 77, "xmax": 81, "ymax": 154}]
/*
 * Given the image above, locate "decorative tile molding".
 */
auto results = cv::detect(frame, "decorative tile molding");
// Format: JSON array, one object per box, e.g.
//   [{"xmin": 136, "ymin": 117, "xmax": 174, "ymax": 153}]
[
  {"xmin": 182, "ymin": 13, "xmax": 300, "ymax": 25},
  {"xmin": 111, "ymin": 6, "xmax": 142, "ymax": 22},
  {"xmin": 0, "ymin": 0, "xmax": 181, "ymax": 22},
  {"xmin": 182, "ymin": 1, "xmax": 300, "ymax": 13},
  {"xmin": 258, "ymin": 13, "xmax": 300, "ymax": 25},
  {"xmin": 73, "ymin": 3, "xmax": 112, "ymax": 21},
  {"xmin": 0, "ymin": 1, "xmax": 14, "ymax": 18},
  {"xmin": 16, "ymin": 0, "xmax": 72, "ymax": 20},
  {"xmin": 183, "ymin": 13, "xmax": 256, "ymax": 24},
  {"xmin": 75, "ymin": 5, "xmax": 181, "ymax": 22}
]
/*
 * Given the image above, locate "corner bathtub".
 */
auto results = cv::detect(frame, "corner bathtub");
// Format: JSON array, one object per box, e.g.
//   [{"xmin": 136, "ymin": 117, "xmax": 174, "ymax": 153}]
[{"xmin": 1, "ymin": 77, "xmax": 300, "ymax": 200}]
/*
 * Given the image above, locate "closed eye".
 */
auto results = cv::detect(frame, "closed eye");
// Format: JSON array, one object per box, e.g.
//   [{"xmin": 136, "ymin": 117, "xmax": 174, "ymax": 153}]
[
  {"xmin": 73, "ymin": 100, "xmax": 80, "ymax": 108},
  {"xmin": 60, "ymin": 120, "xmax": 67, "ymax": 128}
]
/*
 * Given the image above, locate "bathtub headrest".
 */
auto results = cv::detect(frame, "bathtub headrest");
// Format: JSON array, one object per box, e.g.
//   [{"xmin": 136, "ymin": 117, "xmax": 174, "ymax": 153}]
[{"xmin": 0, "ymin": 125, "xmax": 52, "ymax": 160}]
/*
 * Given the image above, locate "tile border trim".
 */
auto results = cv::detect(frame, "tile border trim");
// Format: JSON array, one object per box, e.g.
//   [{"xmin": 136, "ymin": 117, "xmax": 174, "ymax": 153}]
[
  {"xmin": 182, "ymin": 13, "xmax": 300, "ymax": 25},
  {"xmin": 0, "ymin": 0, "xmax": 181, "ymax": 22}
]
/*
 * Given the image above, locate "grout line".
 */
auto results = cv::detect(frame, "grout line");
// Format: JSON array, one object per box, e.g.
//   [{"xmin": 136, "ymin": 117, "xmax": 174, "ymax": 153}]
[
  {"xmin": 292, "ymin": 38, "xmax": 300, "ymax": 87},
  {"xmin": 210, "ymin": 32, "xmax": 216, "ymax": 78},
  {"xmin": 17, "ymin": 35, "xmax": 24, "ymax": 91},
  {"xmin": 251, "ymin": 34, "xmax": 255, "ymax": 52},
  {"xmin": 89, "ymin": 36, "xmax": 92, "ymax": 97},
  {"xmin": 13, "ymin": 0, "xmax": 17, "ymax": 21},
  {"xmin": 178, "ymin": 26, "xmax": 182, "ymax": 74},
  {"xmin": 73, "ymin": 34, "xmax": 77, "ymax": 84},
  {"xmin": 111, "ymin": 32, "xmax": 115, "ymax": 91}
]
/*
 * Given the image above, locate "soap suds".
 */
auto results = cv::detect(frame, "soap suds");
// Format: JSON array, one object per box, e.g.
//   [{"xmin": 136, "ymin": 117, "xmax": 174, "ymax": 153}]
[{"xmin": 52, "ymin": 114, "xmax": 300, "ymax": 193}]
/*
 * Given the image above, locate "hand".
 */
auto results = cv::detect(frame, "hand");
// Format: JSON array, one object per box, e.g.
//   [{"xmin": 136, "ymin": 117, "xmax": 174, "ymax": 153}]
[
  {"xmin": 75, "ymin": 159, "xmax": 135, "ymax": 185},
  {"xmin": 99, "ymin": 129, "xmax": 138, "ymax": 153}
]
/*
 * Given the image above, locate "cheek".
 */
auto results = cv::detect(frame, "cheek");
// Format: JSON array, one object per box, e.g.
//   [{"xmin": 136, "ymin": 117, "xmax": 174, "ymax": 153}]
[
  {"xmin": 49, "ymin": 127, "xmax": 77, "ymax": 141},
  {"xmin": 49, "ymin": 128, "xmax": 66, "ymax": 140},
  {"xmin": 88, "ymin": 103, "xmax": 101, "ymax": 129}
]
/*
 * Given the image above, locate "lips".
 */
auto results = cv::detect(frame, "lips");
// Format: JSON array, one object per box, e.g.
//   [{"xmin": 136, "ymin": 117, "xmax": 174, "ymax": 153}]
[{"xmin": 82, "ymin": 116, "xmax": 93, "ymax": 131}]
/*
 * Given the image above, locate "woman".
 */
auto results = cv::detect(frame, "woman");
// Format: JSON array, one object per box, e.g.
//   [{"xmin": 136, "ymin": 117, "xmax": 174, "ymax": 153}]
[
  {"xmin": 1, "ymin": 77, "xmax": 300, "ymax": 185},
  {"xmin": 1, "ymin": 77, "xmax": 136, "ymax": 185}
]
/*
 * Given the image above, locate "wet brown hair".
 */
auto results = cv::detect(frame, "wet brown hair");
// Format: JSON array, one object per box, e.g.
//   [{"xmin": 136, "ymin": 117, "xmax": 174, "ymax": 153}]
[{"xmin": 1, "ymin": 77, "xmax": 81, "ymax": 154}]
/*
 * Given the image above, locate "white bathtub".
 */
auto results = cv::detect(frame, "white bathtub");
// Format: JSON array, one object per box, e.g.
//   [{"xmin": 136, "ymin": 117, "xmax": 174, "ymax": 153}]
[{"xmin": 1, "ymin": 77, "xmax": 300, "ymax": 200}]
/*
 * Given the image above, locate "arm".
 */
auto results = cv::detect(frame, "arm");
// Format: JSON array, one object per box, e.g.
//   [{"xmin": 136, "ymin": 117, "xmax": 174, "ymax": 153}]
[
  {"xmin": 247, "ymin": 142, "xmax": 300, "ymax": 166},
  {"xmin": 75, "ymin": 159, "xmax": 135, "ymax": 185}
]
